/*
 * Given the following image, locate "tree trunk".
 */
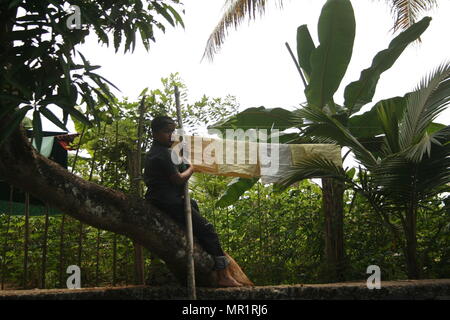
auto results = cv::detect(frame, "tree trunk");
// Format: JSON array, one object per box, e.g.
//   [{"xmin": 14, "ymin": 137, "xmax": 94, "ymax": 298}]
[
  {"xmin": 321, "ymin": 178, "xmax": 345, "ymax": 282},
  {"xmin": 0, "ymin": 121, "xmax": 252, "ymax": 287},
  {"xmin": 404, "ymin": 207, "xmax": 420, "ymax": 279}
]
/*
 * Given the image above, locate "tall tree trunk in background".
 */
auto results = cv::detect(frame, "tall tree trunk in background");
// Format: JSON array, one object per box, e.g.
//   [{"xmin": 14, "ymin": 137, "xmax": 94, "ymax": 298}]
[
  {"xmin": 321, "ymin": 178, "xmax": 345, "ymax": 282},
  {"xmin": 0, "ymin": 118, "xmax": 254, "ymax": 287},
  {"xmin": 404, "ymin": 205, "xmax": 420, "ymax": 279}
]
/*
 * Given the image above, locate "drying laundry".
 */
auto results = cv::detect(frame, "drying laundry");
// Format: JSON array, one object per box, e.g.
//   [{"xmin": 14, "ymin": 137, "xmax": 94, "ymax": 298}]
[{"xmin": 171, "ymin": 134, "xmax": 342, "ymax": 183}]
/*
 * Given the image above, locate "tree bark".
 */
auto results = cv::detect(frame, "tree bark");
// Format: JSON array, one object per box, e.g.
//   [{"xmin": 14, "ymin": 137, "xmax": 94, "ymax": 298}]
[
  {"xmin": 321, "ymin": 178, "xmax": 345, "ymax": 282},
  {"xmin": 0, "ymin": 121, "xmax": 252, "ymax": 287},
  {"xmin": 404, "ymin": 207, "xmax": 420, "ymax": 279}
]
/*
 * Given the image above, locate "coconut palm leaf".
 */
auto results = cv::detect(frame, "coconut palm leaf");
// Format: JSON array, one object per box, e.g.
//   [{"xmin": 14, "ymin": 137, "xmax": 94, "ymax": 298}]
[
  {"xmin": 398, "ymin": 61, "xmax": 450, "ymax": 161},
  {"xmin": 293, "ymin": 106, "xmax": 378, "ymax": 167},
  {"xmin": 277, "ymin": 155, "xmax": 347, "ymax": 189},
  {"xmin": 371, "ymin": 137, "xmax": 450, "ymax": 206},
  {"xmin": 202, "ymin": 0, "xmax": 284, "ymax": 61},
  {"xmin": 386, "ymin": 0, "xmax": 438, "ymax": 32}
]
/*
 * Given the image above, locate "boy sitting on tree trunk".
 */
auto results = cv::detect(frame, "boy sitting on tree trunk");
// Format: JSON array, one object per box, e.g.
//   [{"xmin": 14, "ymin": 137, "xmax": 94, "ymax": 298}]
[{"xmin": 143, "ymin": 116, "xmax": 243, "ymax": 287}]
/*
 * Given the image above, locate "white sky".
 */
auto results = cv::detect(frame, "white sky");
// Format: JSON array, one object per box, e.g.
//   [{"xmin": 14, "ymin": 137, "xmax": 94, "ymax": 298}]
[
  {"xmin": 72, "ymin": 0, "xmax": 450, "ymax": 120},
  {"xmin": 42, "ymin": 0, "xmax": 449, "ymax": 163}
]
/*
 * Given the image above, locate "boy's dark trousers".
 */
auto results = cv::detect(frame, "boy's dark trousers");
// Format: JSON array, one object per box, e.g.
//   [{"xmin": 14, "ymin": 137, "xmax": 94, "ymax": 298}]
[{"xmin": 149, "ymin": 197, "xmax": 225, "ymax": 257}]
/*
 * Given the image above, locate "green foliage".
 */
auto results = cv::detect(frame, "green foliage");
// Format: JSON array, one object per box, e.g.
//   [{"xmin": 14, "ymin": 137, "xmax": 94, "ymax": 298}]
[
  {"xmin": 70, "ymin": 73, "xmax": 240, "ymax": 190},
  {"xmin": 215, "ymin": 177, "xmax": 259, "ymax": 209},
  {"xmin": 0, "ymin": 0, "xmax": 184, "ymax": 146},
  {"xmin": 189, "ymin": 176, "xmax": 450, "ymax": 284},
  {"xmin": 296, "ymin": 25, "xmax": 315, "ymax": 81},
  {"xmin": 1, "ymin": 171, "xmax": 448, "ymax": 287},
  {"xmin": 0, "ymin": 73, "xmax": 241, "ymax": 289},
  {"xmin": 344, "ymin": 17, "xmax": 431, "ymax": 115},
  {"xmin": 207, "ymin": 0, "xmax": 448, "ymax": 281},
  {"xmin": 305, "ymin": 0, "xmax": 355, "ymax": 109},
  {"xmin": 209, "ymin": 106, "xmax": 294, "ymax": 132}
]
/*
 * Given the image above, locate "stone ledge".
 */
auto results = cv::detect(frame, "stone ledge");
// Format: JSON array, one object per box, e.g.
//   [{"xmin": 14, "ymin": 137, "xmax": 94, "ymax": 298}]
[{"xmin": 0, "ymin": 279, "xmax": 449, "ymax": 300}]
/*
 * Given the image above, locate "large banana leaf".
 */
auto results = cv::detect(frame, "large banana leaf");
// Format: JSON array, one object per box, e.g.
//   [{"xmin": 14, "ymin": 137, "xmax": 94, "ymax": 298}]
[
  {"xmin": 344, "ymin": 17, "xmax": 431, "ymax": 116},
  {"xmin": 305, "ymin": 0, "xmax": 355, "ymax": 109},
  {"xmin": 215, "ymin": 177, "xmax": 259, "ymax": 208},
  {"xmin": 347, "ymin": 94, "xmax": 445, "ymax": 143},
  {"xmin": 208, "ymin": 106, "xmax": 295, "ymax": 132},
  {"xmin": 296, "ymin": 25, "xmax": 315, "ymax": 80},
  {"xmin": 348, "ymin": 96, "xmax": 407, "ymax": 138}
]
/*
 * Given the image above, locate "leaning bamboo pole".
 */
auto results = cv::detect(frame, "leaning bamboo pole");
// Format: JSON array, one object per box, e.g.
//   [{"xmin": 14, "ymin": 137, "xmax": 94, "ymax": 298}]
[
  {"xmin": 174, "ymin": 85, "xmax": 196, "ymax": 300},
  {"xmin": 0, "ymin": 186, "xmax": 13, "ymax": 290},
  {"xmin": 130, "ymin": 96, "xmax": 147, "ymax": 285},
  {"xmin": 58, "ymin": 212, "xmax": 66, "ymax": 288},
  {"xmin": 112, "ymin": 121, "xmax": 119, "ymax": 286},
  {"xmin": 40, "ymin": 205, "xmax": 49, "ymax": 289},
  {"xmin": 58, "ymin": 125, "xmax": 86, "ymax": 288},
  {"xmin": 23, "ymin": 193, "xmax": 30, "ymax": 288}
]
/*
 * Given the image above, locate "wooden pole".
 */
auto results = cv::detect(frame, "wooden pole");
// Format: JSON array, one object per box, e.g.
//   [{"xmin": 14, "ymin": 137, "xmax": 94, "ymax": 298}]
[
  {"xmin": 23, "ymin": 192, "xmax": 30, "ymax": 288},
  {"xmin": 58, "ymin": 213, "xmax": 66, "ymax": 288},
  {"xmin": 113, "ymin": 233, "xmax": 117, "ymax": 286},
  {"xmin": 77, "ymin": 222, "xmax": 83, "ymax": 271},
  {"xmin": 285, "ymin": 42, "xmax": 308, "ymax": 88},
  {"xmin": 71, "ymin": 125, "xmax": 86, "ymax": 174},
  {"xmin": 113, "ymin": 121, "xmax": 119, "ymax": 286},
  {"xmin": 41, "ymin": 205, "xmax": 49, "ymax": 289},
  {"xmin": 57, "ymin": 127, "xmax": 85, "ymax": 288},
  {"xmin": 95, "ymin": 229, "xmax": 100, "ymax": 287},
  {"xmin": 174, "ymin": 85, "xmax": 196, "ymax": 300},
  {"xmin": 1, "ymin": 186, "xmax": 13, "ymax": 290},
  {"xmin": 131, "ymin": 96, "xmax": 146, "ymax": 285},
  {"xmin": 96, "ymin": 124, "xmax": 106, "ymax": 287},
  {"xmin": 77, "ymin": 133, "xmax": 101, "ymax": 280}
]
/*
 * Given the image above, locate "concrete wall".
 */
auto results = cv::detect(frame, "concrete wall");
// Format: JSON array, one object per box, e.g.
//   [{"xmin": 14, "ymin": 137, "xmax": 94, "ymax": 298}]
[{"xmin": 0, "ymin": 279, "xmax": 449, "ymax": 300}]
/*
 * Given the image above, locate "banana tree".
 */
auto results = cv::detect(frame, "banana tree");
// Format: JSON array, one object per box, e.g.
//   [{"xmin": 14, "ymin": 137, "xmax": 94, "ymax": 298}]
[
  {"xmin": 282, "ymin": 62, "xmax": 450, "ymax": 279},
  {"xmin": 209, "ymin": 0, "xmax": 439, "ymax": 280},
  {"xmin": 288, "ymin": 0, "xmax": 448, "ymax": 279}
]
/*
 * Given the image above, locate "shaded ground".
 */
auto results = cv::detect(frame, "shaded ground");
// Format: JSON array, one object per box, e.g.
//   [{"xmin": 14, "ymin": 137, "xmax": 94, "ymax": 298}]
[{"xmin": 0, "ymin": 279, "xmax": 449, "ymax": 300}]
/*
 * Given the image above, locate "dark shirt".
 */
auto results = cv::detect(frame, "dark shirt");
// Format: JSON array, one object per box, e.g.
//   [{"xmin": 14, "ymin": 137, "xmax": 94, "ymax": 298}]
[{"xmin": 143, "ymin": 140, "xmax": 185, "ymax": 203}]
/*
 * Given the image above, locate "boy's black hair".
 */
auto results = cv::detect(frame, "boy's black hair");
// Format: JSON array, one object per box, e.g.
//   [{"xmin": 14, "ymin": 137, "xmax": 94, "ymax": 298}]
[{"xmin": 151, "ymin": 116, "xmax": 176, "ymax": 133}]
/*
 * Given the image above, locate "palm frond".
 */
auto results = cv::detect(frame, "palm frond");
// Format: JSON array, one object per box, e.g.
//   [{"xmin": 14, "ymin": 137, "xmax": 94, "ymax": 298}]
[
  {"xmin": 388, "ymin": 0, "xmax": 438, "ymax": 32},
  {"xmin": 202, "ymin": 0, "xmax": 284, "ymax": 61},
  {"xmin": 277, "ymin": 155, "xmax": 347, "ymax": 189},
  {"xmin": 399, "ymin": 61, "xmax": 450, "ymax": 161},
  {"xmin": 372, "ymin": 134, "xmax": 450, "ymax": 205},
  {"xmin": 376, "ymin": 98, "xmax": 401, "ymax": 155},
  {"xmin": 294, "ymin": 106, "xmax": 378, "ymax": 167}
]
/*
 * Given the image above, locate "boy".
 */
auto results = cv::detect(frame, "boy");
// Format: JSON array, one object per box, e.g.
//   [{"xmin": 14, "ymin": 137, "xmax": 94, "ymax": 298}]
[{"xmin": 143, "ymin": 116, "xmax": 242, "ymax": 287}]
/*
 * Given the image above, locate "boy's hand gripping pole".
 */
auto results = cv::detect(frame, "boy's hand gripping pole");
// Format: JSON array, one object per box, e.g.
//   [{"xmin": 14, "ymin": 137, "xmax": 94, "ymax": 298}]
[{"xmin": 174, "ymin": 86, "xmax": 196, "ymax": 300}]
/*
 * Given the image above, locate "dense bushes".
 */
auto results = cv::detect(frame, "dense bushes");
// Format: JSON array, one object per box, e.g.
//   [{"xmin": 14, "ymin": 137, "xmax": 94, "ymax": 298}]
[{"xmin": 1, "ymin": 173, "xmax": 448, "ymax": 289}]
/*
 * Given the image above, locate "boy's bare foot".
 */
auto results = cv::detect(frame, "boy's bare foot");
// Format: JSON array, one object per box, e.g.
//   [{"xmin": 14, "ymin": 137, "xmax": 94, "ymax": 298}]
[
  {"xmin": 217, "ymin": 276, "xmax": 243, "ymax": 287},
  {"xmin": 217, "ymin": 269, "xmax": 243, "ymax": 287}
]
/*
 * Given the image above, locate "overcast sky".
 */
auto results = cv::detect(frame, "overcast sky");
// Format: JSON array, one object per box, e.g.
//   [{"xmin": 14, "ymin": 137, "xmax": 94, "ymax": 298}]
[{"xmin": 44, "ymin": 0, "xmax": 449, "ymax": 134}]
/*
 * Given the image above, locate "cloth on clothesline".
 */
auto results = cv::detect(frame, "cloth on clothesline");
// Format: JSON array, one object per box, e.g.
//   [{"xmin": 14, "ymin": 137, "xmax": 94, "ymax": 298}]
[{"xmin": 171, "ymin": 134, "xmax": 342, "ymax": 183}]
